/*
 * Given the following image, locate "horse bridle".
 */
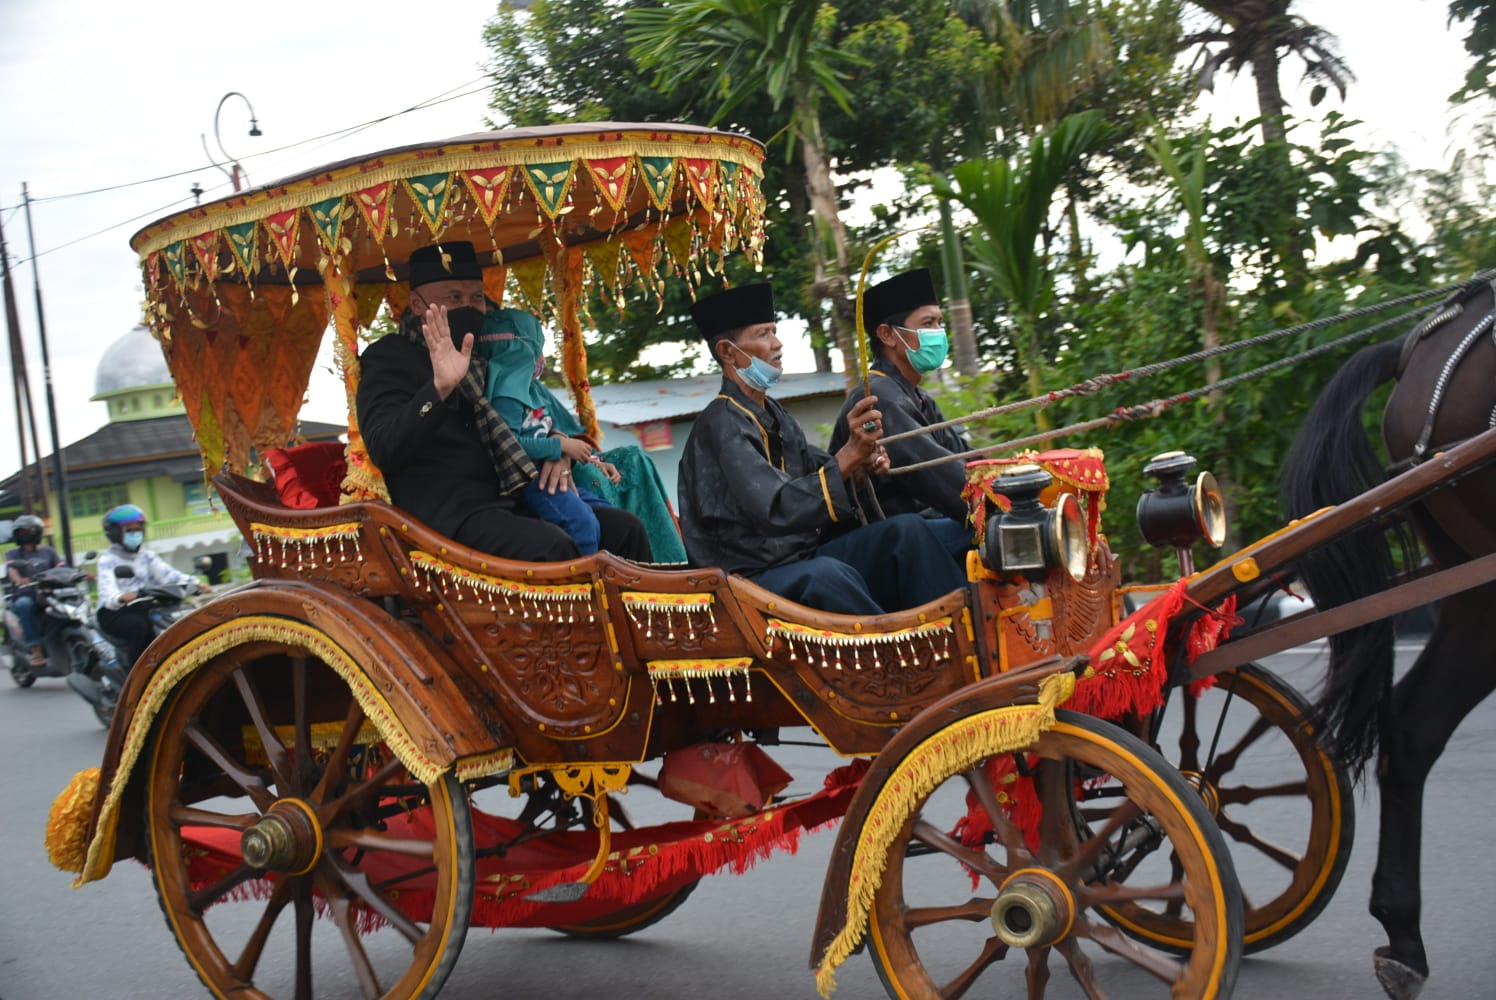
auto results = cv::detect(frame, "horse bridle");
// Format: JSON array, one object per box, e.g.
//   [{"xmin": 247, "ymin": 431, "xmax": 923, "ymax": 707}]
[{"xmin": 1396, "ymin": 277, "xmax": 1496, "ymax": 465}]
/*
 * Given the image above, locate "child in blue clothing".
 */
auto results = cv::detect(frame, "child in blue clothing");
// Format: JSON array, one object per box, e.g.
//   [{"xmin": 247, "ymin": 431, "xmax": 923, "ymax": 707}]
[{"xmin": 475, "ymin": 307, "xmax": 618, "ymax": 554}]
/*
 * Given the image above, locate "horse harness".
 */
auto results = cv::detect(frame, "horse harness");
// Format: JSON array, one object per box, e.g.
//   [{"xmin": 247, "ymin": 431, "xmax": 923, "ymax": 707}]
[{"xmin": 1393, "ymin": 276, "xmax": 1496, "ymax": 468}]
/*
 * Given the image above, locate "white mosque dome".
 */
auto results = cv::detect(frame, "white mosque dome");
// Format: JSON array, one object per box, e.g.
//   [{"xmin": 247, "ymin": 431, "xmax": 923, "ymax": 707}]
[{"xmin": 93, "ymin": 325, "xmax": 172, "ymax": 397}]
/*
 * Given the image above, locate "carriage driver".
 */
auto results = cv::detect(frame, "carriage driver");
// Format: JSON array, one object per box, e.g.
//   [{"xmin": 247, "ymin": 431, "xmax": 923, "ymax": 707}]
[
  {"xmin": 829, "ymin": 268, "xmax": 972, "ymax": 562},
  {"xmin": 676, "ymin": 283, "xmax": 967, "ymax": 615},
  {"xmin": 356, "ymin": 241, "xmax": 652, "ymax": 563}
]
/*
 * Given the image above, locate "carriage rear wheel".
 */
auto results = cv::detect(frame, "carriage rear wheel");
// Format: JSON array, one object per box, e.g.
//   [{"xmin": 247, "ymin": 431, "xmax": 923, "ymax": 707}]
[
  {"xmin": 867, "ymin": 710, "xmax": 1241, "ymax": 999},
  {"xmin": 1109, "ymin": 663, "xmax": 1354, "ymax": 954},
  {"xmin": 145, "ymin": 646, "xmax": 473, "ymax": 1000}
]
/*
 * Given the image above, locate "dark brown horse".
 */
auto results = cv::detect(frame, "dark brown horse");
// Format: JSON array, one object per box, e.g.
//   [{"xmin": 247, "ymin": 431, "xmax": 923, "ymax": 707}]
[{"xmin": 1282, "ymin": 275, "xmax": 1496, "ymax": 1000}]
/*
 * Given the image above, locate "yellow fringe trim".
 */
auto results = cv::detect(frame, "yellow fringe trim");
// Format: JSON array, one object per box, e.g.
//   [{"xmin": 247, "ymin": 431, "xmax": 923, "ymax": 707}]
[
  {"xmin": 453, "ymin": 748, "xmax": 517, "ymax": 783},
  {"xmin": 767, "ymin": 616, "xmax": 952, "ymax": 647},
  {"xmin": 45, "ymin": 767, "xmax": 100, "ymax": 874},
  {"xmin": 249, "ymin": 521, "xmax": 362, "ymax": 541},
  {"xmin": 409, "ymin": 550, "xmax": 592, "ymax": 600},
  {"xmin": 646, "ymin": 657, "xmax": 753, "ymax": 679},
  {"xmin": 814, "ymin": 671, "xmax": 1075, "ymax": 997},
  {"xmin": 621, "ymin": 592, "xmax": 715, "ymax": 610},
  {"xmin": 73, "ymin": 616, "xmax": 451, "ymax": 887}
]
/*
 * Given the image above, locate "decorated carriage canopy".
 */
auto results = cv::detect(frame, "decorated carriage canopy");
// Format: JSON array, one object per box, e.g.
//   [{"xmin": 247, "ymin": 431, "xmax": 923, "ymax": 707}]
[{"xmin": 128, "ymin": 122, "xmax": 768, "ymax": 491}]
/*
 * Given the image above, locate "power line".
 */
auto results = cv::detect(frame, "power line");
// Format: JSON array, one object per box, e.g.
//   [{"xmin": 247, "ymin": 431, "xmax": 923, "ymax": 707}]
[{"xmin": 13, "ymin": 76, "xmax": 493, "ymax": 207}]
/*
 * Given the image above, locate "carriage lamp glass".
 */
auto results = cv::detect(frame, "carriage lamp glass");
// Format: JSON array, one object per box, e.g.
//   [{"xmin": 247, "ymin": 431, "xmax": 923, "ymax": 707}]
[
  {"xmin": 982, "ymin": 465, "xmax": 1090, "ymax": 583},
  {"xmin": 1136, "ymin": 451, "xmax": 1228, "ymax": 549}
]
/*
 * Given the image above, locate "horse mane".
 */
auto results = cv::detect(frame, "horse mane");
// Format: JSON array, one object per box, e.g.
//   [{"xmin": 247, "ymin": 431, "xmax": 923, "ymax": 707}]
[{"xmin": 1281, "ymin": 333, "xmax": 1411, "ymax": 778}]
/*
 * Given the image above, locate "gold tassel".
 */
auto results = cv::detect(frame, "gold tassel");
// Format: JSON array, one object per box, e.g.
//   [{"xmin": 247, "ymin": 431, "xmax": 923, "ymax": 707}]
[{"xmin": 45, "ymin": 767, "xmax": 100, "ymax": 874}]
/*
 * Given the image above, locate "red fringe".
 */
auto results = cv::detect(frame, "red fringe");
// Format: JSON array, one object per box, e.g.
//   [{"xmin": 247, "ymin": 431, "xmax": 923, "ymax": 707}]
[{"xmin": 176, "ymin": 760, "xmax": 864, "ymax": 935}]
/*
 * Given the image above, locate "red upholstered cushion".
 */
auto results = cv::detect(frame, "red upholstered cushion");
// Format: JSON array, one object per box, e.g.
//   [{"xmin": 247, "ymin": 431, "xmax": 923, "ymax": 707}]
[{"xmin": 264, "ymin": 442, "xmax": 348, "ymax": 510}]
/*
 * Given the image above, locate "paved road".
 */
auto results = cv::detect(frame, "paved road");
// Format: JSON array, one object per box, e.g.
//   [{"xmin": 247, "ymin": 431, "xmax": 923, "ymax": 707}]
[{"xmin": 2, "ymin": 641, "xmax": 1492, "ymax": 999}]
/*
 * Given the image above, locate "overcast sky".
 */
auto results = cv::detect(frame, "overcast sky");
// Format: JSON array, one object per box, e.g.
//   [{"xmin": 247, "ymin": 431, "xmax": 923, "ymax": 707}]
[{"xmin": 0, "ymin": 0, "xmax": 1480, "ymax": 479}]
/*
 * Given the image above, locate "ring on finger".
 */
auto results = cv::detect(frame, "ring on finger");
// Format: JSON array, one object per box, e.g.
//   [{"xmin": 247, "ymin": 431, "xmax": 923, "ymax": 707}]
[{"xmin": 861, "ymin": 420, "xmax": 878, "ymax": 433}]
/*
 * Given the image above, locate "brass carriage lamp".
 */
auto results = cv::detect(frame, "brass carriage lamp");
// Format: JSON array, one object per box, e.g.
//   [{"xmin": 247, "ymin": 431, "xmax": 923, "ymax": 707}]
[
  {"xmin": 981, "ymin": 464, "xmax": 1090, "ymax": 583},
  {"xmin": 1135, "ymin": 451, "xmax": 1227, "ymax": 575}
]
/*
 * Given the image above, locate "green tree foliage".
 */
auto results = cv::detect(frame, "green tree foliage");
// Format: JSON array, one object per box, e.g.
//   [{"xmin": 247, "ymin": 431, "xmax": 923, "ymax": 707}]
[{"xmin": 1448, "ymin": 0, "xmax": 1496, "ymax": 102}]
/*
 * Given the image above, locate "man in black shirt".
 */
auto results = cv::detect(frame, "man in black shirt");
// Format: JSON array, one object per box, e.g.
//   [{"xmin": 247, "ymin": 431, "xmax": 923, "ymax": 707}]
[
  {"xmin": 676, "ymin": 283, "xmax": 965, "ymax": 615},
  {"xmin": 357, "ymin": 241, "xmax": 650, "ymax": 563},
  {"xmin": 830, "ymin": 268, "xmax": 972, "ymax": 561}
]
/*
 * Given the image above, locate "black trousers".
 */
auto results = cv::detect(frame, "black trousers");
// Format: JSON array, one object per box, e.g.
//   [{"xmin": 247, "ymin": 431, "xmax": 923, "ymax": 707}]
[
  {"xmin": 453, "ymin": 503, "xmax": 653, "ymax": 563},
  {"xmin": 97, "ymin": 604, "xmax": 156, "ymax": 672}
]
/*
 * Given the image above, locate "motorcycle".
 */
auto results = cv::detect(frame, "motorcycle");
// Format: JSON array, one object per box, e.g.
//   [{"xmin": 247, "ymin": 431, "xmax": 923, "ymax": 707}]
[
  {"xmin": 2, "ymin": 563, "xmax": 125, "ymax": 725},
  {"xmin": 80, "ymin": 567, "xmax": 203, "ymax": 727}
]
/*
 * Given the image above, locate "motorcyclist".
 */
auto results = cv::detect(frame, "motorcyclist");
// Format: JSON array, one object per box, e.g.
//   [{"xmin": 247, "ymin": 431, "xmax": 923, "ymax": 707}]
[
  {"xmin": 5, "ymin": 514, "xmax": 65, "ymax": 666},
  {"xmin": 95, "ymin": 504, "xmax": 210, "ymax": 671}
]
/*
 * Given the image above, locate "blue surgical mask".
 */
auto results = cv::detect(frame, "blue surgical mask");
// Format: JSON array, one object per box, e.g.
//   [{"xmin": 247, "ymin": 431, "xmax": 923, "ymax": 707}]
[
  {"xmin": 123, "ymin": 531, "xmax": 144, "ymax": 551},
  {"xmin": 897, "ymin": 325, "xmax": 950, "ymax": 373},
  {"xmin": 726, "ymin": 341, "xmax": 782, "ymax": 392}
]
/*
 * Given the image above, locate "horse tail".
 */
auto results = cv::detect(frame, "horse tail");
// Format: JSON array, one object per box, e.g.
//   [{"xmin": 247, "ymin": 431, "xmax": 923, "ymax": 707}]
[{"xmin": 1281, "ymin": 334, "xmax": 1409, "ymax": 779}]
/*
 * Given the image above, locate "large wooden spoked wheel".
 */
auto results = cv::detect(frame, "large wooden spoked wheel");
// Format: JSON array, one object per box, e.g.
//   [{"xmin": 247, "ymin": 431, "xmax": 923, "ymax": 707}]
[
  {"xmin": 867, "ymin": 710, "xmax": 1242, "ymax": 999},
  {"xmin": 145, "ymin": 648, "xmax": 474, "ymax": 1000},
  {"xmin": 1110, "ymin": 663, "xmax": 1353, "ymax": 955}
]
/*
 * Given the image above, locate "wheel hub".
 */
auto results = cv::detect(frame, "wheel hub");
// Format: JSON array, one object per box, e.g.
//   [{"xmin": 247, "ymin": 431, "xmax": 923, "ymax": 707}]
[
  {"xmin": 240, "ymin": 798, "xmax": 323, "ymax": 875},
  {"xmin": 991, "ymin": 868, "xmax": 1076, "ymax": 949},
  {"xmin": 1179, "ymin": 769, "xmax": 1220, "ymax": 816}
]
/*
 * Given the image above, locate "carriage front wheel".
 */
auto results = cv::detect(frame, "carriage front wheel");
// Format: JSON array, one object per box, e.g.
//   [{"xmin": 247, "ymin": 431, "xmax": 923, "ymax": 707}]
[
  {"xmin": 145, "ymin": 644, "xmax": 474, "ymax": 999},
  {"xmin": 867, "ymin": 710, "xmax": 1242, "ymax": 999}
]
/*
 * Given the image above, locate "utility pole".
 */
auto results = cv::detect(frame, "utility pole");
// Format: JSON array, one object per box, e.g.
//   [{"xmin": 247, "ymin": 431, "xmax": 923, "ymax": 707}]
[
  {"xmin": 20, "ymin": 183, "xmax": 73, "ymax": 563},
  {"xmin": 1, "ymin": 210, "xmax": 44, "ymax": 517}
]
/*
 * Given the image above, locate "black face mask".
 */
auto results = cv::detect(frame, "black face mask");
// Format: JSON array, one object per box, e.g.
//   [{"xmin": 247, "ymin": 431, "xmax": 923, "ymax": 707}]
[{"xmin": 446, "ymin": 306, "xmax": 485, "ymax": 348}]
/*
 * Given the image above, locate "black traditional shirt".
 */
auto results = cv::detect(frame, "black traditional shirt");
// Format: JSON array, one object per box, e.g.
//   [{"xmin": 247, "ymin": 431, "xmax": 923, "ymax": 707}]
[
  {"xmin": 830, "ymin": 355, "xmax": 971, "ymax": 524},
  {"xmin": 678, "ymin": 378, "xmax": 857, "ymax": 574}
]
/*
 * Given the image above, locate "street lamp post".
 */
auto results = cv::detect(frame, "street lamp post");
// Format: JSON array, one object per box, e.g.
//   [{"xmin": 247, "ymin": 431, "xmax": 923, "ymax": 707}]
[{"xmin": 200, "ymin": 92, "xmax": 263, "ymax": 194}]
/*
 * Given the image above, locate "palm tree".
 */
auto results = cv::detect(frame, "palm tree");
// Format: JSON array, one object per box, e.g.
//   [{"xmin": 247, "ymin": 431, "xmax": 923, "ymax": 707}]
[
  {"xmin": 1185, "ymin": 0, "xmax": 1353, "ymax": 145},
  {"xmin": 626, "ymin": 0, "xmax": 866, "ymax": 370},
  {"xmin": 938, "ymin": 0, "xmax": 1112, "ymax": 375},
  {"xmin": 934, "ymin": 109, "xmax": 1111, "ymax": 426}
]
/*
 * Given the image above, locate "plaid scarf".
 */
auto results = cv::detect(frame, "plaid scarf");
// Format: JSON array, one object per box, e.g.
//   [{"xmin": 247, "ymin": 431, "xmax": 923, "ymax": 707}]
[{"xmin": 399, "ymin": 308, "xmax": 537, "ymax": 495}]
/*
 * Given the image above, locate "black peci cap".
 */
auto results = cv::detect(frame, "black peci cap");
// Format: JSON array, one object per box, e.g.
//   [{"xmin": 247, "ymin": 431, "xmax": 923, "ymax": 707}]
[
  {"xmin": 690, "ymin": 282, "xmax": 776, "ymax": 343},
  {"xmin": 861, "ymin": 268, "xmax": 938, "ymax": 336},
  {"xmin": 408, "ymin": 241, "xmax": 482, "ymax": 288}
]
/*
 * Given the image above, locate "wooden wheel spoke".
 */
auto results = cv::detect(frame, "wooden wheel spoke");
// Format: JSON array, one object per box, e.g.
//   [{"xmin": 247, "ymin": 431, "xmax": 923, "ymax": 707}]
[
  {"xmin": 1215, "ymin": 779, "xmax": 1309, "ymax": 805},
  {"xmin": 1204, "ymin": 716, "xmax": 1271, "ymax": 777},
  {"xmin": 294, "ymin": 879, "xmax": 314, "ymax": 1000},
  {"xmin": 1079, "ymin": 880, "xmax": 1187, "ymax": 906},
  {"xmin": 315, "ymin": 871, "xmax": 383, "ymax": 1000},
  {"xmin": 940, "ymin": 935, "xmax": 1008, "ymax": 999},
  {"xmin": 1215, "ymin": 812, "xmax": 1302, "ymax": 870},
  {"xmin": 1034, "ymin": 760, "xmax": 1075, "ymax": 867},
  {"xmin": 911, "ymin": 819, "xmax": 1005, "ymax": 883},
  {"xmin": 962, "ymin": 766, "xmax": 1032, "ymax": 864},
  {"xmin": 1080, "ymin": 919, "xmax": 1184, "ymax": 984},
  {"xmin": 187, "ymin": 863, "xmax": 261, "ymax": 914},
  {"xmin": 1176, "ymin": 692, "xmax": 1201, "ymax": 773},
  {"xmin": 324, "ymin": 857, "xmax": 425, "ymax": 943},
  {"xmin": 231, "ymin": 878, "xmax": 293, "ymax": 982},
  {"xmin": 1024, "ymin": 945, "xmax": 1051, "ymax": 999},
  {"xmin": 184, "ymin": 721, "xmax": 275, "ymax": 811},
  {"xmin": 325, "ymin": 758, "xmax": 406, "ymax": 824},
  {"xmin": 1164, "ymin": 850, "xmax": 1188, "ymax": 918},
  {"xmin": 1056, "ymin": 938, "xmax": 1107, "ymax": 999},
  {"xmin": 904, "ymin": 897, "xmax": 996, "ymax": 929},
  {"xmin": 311, "ymin": 699, "xmax": 367, "ymax": 808},
  {"xmin": 291, "ymin": 657, "xmax": 317, "ymax": 793},
  {"xmin": 232, "ymin": 667, "xmax": 296, "ymax": 794},
  {"xmin": 327, "ymin": 828, "xmax": 439, "ymax": 858},
  {"xmin": 1056, "ymin": 798, "xmax": 1142, "ymax": 883},
  {"xmin": 169, "ymin": 803, "xmax": 259, "ymax": 830}
]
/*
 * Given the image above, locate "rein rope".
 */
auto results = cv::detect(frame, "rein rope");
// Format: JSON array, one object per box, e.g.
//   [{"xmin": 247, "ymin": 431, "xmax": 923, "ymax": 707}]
[
  {"xmin": 883, "ymin": 271, "xmax": 1495, "ymax": 449},
  {"xmin": 887, "ymin": 270, "xmax": 1496, "ymax": 476}
]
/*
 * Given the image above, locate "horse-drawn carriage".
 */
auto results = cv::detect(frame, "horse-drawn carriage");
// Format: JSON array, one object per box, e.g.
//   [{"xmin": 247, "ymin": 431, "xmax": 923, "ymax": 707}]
[{"xmin": 45, "ymin": 122, "xmax": 1496, "ymax": 999}]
